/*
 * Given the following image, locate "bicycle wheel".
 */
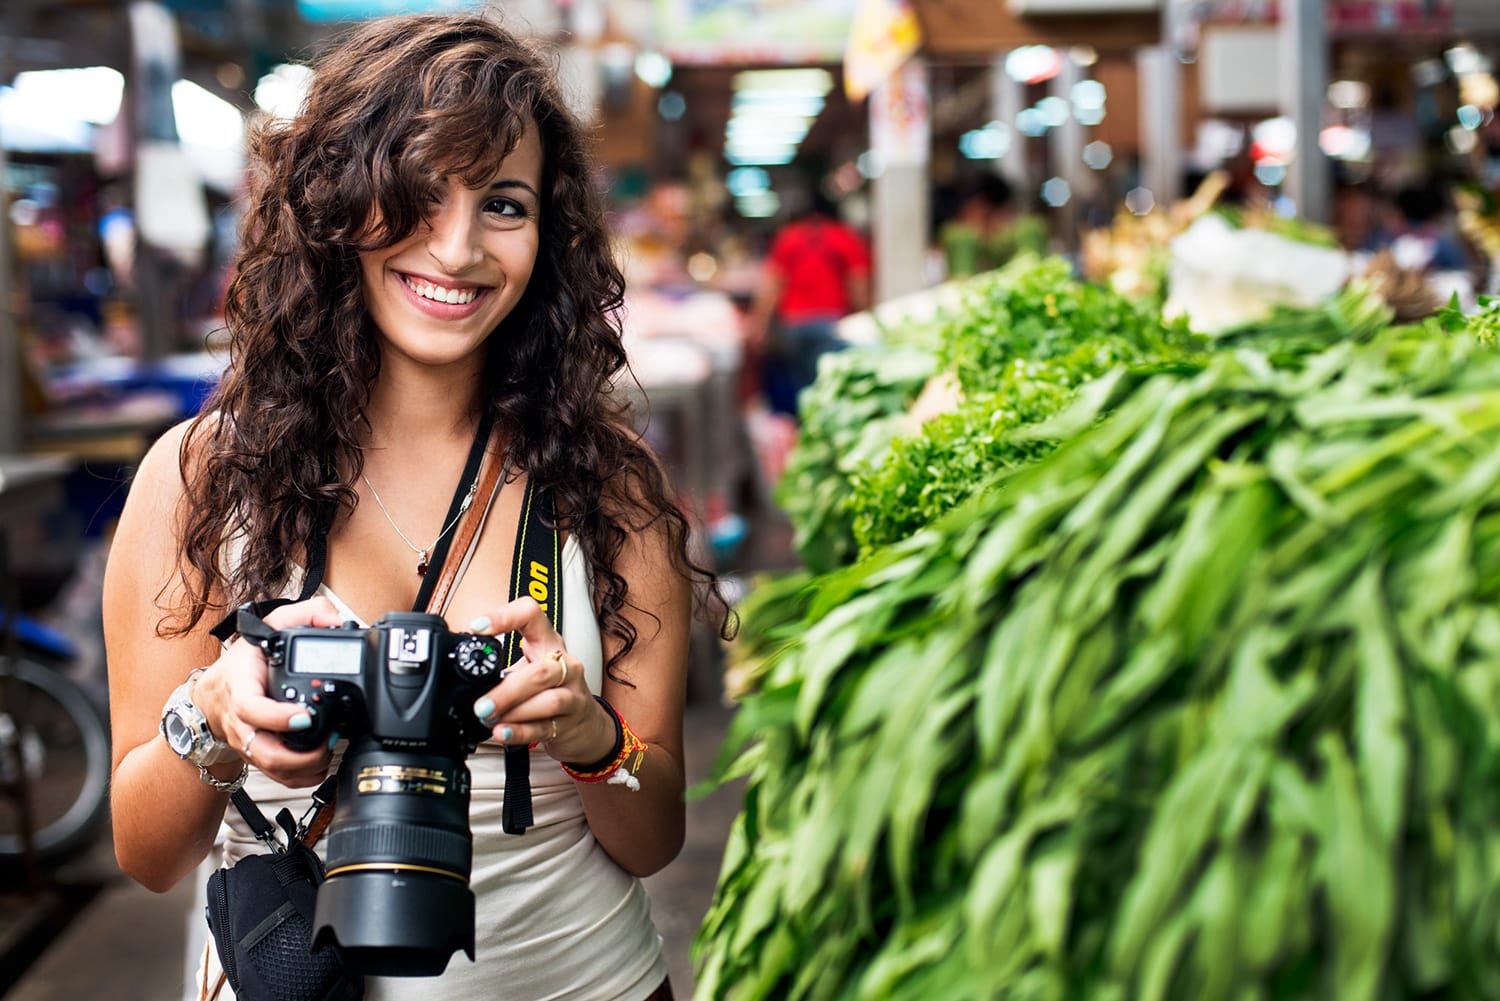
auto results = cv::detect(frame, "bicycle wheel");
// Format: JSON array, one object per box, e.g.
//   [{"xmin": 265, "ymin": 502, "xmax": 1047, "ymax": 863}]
[{"xmin": 0, "ymin": 655, "xmax": 111, "ymax": 863}]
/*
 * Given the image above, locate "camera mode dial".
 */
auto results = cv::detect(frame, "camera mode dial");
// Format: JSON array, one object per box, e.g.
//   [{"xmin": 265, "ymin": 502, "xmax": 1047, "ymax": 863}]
[{"xmin": 451, "ymin": 636, "xmax": 501, "ymax": 682}]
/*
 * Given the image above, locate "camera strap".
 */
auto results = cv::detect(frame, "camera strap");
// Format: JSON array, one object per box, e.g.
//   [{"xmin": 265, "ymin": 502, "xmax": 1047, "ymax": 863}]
[
  {"xmin": 210, "ymin": 412, "xmax": 495, "ymax": 643},
  {"xmin": 411, "ymin": 410, "xmax": 496, "ymax": 612},
  {"xmin": 213, "ymin": 413, "xmax": 555, "ymax": 837},
  {"xmin": 496, "ymin": 474, "xmax": 561, "ymax": 835}
]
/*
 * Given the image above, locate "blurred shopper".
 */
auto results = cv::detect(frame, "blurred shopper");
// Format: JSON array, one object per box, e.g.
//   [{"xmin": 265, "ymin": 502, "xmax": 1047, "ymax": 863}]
[
  {"xmin": 616, "ymin": 177, "xmax": 695, "ymax": 288},
  {"xmin": 746, "ymin": 189, "xmax": 871, "ymax": 416},
  {"xmin": 1332, "ymin": 180, "xmax": 1395, "ymax": 258},
  {"xmin": 1390, "ymin": 180, "xmax": 1472, "ymax": 273},
  {"xmin": 937, "ymin": 174, "xmax": 1047, "ymax": 279},
  {"xmin": 102, "ymin": 14, "xmax": 727, "ymax": 1001}
]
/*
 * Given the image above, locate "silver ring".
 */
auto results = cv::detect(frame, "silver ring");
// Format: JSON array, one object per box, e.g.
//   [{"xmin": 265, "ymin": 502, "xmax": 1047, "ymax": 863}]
[
  {"xmin": 242, "ymin": 730, "xmax": 257, "ymax": 759},
  {"xmin": 550, "ymin": 718, "xmax": 558, "ymax": 741},
  {"xmin": 551, "ymin": 649, "xmax": 567, "ymax": 688}
]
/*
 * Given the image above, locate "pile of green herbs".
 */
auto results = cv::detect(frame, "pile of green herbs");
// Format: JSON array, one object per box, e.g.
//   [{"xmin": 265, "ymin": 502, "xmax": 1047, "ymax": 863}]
[
  {"xmin": 697, "ymin": 303, "xmax": 1500, "ymax": 999},
  {"xmin": 774, "ymin": 343, "xmax": 938, "ymax": 574},
  {"xmin": 779, "ymin": 257, "xmax": 1202, "ymax": 567}
]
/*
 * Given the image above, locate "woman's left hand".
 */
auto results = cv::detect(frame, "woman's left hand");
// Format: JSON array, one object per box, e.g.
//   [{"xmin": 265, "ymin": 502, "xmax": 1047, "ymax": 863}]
[{"xmin": 464, "ymin": 597, "xmax": 615, "ymax": 764}]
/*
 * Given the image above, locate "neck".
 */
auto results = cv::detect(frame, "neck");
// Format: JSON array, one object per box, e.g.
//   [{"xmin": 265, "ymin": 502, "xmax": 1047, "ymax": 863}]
[{"xmin": 363, "ymin": 355, "xmax": 485, "ymax": 450}]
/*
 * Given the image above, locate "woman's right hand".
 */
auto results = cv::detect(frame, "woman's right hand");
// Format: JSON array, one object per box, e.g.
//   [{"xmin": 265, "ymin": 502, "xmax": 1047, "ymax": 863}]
[{"xmin": 192, "ymin": 596, "xmax": 348, "ymax": 788}]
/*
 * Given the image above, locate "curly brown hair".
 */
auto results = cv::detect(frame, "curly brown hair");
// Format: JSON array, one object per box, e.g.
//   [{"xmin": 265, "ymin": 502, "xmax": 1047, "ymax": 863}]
[{"xmin": 172, "ymin": 13, "xmax": 728, "ymax": 674}]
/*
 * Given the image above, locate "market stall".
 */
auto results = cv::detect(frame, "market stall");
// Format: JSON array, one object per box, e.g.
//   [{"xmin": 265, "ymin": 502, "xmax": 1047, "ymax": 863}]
[
  {"xmin": 617, "ymin": 286, "xmax": 752, "ymax": 702},
  {"xmin": 695, "ymin": 245, "xmax": 1500, "ymax": 997}
]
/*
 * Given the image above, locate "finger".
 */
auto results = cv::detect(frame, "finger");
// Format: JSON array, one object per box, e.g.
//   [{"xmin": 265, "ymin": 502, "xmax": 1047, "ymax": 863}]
[
  {"xmin": 483, "ymin": 701, "xmax": 574, "ymax": 749},
  {"xmin": 489, "ymin": 693, "xmax": 615, "ymax": 764},
  {"xmin": 536, "ymin": 648, "xmax": 573, "ymax": 689},
  {"xmin": 466, "ymin": 598, "xmax": 562, "ymax": 659},
  {"xmin": 484, "ymin": 718, "xmax": 552, "ymax": 747},
  {"xmin": 243, "ymin": 754, "xmax": 333, "ymax": 789},
  {"xmin": 263, "ymin": 596, "xmax": 347, "ymax": 630},
  {"xmin": 221, "ymin": 651, "xmax": 310, "ymax": 731},
  {"xmin": 236, "ymin": 721, "xmax": 336, "ymax": 768},
  {"xmin": 238, "ymin": 698, "xmax": 319, "ymax": 735},
  {"xmin": 472, "ymin": 648, "xmax": 581, "ymax": 725},
  {"xmin": 473, "ymin": 670, "xmax": 570, "ymax": 728}
]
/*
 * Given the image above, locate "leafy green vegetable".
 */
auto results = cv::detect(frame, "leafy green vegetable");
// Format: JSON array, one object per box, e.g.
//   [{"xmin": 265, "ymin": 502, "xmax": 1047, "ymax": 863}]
[
  {"xmin": 697, "ymin": 315, "xmax": 1500, "ymax": 1000},
  {"xmin": 846, "ymin": 260, "xmax": 1204, "ymax": 554},
  {"xmin": 1438, "ymin": 293, "xmax": 1500, "ymax": 346},
  {"xmin": 774, "ymin": 343, "xmax": 937, "ymax": 573}
]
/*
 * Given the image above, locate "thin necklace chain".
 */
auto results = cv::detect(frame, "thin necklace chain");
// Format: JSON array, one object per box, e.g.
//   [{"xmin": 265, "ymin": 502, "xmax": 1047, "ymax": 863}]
[{"xmin": 361, "ymin": 471, "xmax": 478, "ymax": 576}]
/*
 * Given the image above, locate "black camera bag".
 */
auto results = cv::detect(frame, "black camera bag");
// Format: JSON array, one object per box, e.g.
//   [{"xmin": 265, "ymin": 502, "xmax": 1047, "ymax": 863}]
[{"xmin": 205, "ymin": 804, "xmax": 365, "ymax": 1001}]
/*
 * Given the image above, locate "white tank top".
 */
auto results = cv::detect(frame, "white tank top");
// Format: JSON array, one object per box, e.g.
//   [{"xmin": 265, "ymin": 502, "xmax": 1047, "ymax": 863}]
[{"xmin": 212, "ymin": 535, "xmax": 667, "ymax": 1001}]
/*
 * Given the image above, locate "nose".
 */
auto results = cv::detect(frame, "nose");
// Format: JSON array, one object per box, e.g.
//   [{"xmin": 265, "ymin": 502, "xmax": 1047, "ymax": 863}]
[{"xmin": 424, "ymin": 198, "xmax": 482, "ymax": 274}]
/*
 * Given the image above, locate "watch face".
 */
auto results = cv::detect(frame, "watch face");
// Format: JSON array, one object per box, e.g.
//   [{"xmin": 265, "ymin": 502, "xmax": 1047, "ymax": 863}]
[{"xmin": 164, "ymin": 710, "xmax": 196, "ymax": 758}]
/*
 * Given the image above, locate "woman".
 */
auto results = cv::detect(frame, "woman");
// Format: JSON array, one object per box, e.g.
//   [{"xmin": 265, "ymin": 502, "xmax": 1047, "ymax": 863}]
[{"xmin": 103, "ymin": 14, "xmax": 722, "ymax": 1000}]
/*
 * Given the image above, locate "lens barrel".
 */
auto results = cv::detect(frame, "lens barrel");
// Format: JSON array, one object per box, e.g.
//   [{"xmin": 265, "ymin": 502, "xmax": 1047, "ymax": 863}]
[{"xmin": 311, "ymin": 743, "xmax": 476, "ymax": 976}]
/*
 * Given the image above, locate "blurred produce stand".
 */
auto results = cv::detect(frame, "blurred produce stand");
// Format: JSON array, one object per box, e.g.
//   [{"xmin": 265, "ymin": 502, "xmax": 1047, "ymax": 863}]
[{"xmin": 695, "ymin": 226, "xmax": 1500, "ymax": 997}]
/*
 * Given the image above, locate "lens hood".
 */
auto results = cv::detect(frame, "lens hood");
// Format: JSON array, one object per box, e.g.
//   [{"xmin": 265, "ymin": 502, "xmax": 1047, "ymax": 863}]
[{"xmin": 311, "ymin": 868, "xmax": 476, "ymax": 977}]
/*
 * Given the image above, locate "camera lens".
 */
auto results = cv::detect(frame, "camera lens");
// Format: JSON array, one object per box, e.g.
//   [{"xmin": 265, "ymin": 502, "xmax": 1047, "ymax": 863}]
[{"xmin": 311, "ymin": 740, "xmax": 476, "ymax": 976}]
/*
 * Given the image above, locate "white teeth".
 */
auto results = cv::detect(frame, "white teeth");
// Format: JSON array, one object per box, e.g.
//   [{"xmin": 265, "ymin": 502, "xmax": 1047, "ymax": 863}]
[{"xmin": 404, "ymin": 276, "xmax": 478, "ymax": 305}]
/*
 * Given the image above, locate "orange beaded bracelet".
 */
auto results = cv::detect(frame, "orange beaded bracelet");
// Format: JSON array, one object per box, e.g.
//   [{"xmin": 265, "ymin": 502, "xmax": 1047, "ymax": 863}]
[{"xmin": 562, "ymin": 697, "xmax": 647, "ymax": 790}]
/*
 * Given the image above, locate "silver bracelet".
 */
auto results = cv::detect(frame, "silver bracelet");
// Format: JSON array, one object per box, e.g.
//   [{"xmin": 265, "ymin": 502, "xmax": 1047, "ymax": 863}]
[{"xmin": 197, "ymin": 761, "xmax": 250, "ymax": 794}]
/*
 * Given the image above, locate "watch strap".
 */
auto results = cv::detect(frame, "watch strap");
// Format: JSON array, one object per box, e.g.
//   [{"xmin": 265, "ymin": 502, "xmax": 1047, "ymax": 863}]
[{"xmin": 161, "ymin": 668, "xmax": 237, "ymax": 772}]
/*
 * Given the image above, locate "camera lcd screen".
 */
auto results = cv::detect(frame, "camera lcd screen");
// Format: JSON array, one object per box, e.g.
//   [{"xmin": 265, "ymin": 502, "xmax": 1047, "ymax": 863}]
[{"xmin": 290, "ymin": 635, "xmax": 363, "ymax": 675}]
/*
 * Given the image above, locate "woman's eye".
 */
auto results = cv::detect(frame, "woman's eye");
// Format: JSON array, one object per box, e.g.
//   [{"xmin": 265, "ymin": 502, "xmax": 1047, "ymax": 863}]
[{"xmin": 485, "ymin": 197, "xmax": 526, "ymax": 219}]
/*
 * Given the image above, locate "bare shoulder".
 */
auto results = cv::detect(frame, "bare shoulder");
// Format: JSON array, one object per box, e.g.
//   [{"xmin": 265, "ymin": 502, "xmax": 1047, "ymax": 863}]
[
  {"xmin": 105, "ymin": 414, "xmax": 223, "ymax": 613},
  {"xmin": 599, "ymin": 420, "xmax": 678, "ymax": 528},
  {"xmin": 603, "ymin": 454, "xmax": 692, "ymax": 611},
  {"xmin": 133, "ymin": 413, "xmax": 222, "ymax": 490}
]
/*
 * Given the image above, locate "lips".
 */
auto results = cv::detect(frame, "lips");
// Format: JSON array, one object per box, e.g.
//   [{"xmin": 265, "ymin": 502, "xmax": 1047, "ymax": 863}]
[{"xmin": 400, "ymin": 273, "xmax": 484, "ymax": 305}]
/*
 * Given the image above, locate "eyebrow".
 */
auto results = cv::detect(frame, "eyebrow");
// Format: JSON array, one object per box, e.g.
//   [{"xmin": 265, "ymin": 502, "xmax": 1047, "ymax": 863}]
[{"xmin": 490, "ymin": 179, "xmax": 539, "ymax": 199}]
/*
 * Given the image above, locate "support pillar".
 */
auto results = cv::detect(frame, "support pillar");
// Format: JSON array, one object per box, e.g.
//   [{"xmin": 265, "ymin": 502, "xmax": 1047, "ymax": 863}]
[
  {"xmin": 0, "ymin": 31, "xmax": 19, "ymax": 453},
  {"xmin": 990, "ymin": 56, "xmax": 1029, "ymax": 193},
  {"xmin": 1137, "ymin": 45, "xmax": 1183, "ymax": 208},
  {"xmin": 1047, "ymin": 58, "xmax": 1087, "ymax": 248},
  {"xmin": 1281, "ymin": 0, "xmax": 1329, "ymax": 222},
  {"xmin": 870, "ymin": 57, "xmax": 931, "ymax": 304}
]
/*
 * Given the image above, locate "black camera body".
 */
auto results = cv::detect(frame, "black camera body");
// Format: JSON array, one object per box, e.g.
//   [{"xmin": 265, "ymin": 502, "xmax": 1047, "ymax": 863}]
[
  {"xmin": 262, "ymin": 611, "xmax": 504, "ymax": 755},
  {"xmin": 241, "ymin": 609, "xmax": 516, "ymax": 978}
]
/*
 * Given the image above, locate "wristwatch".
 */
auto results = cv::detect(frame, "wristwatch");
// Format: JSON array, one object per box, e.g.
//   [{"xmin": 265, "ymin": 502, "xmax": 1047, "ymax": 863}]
[{"xmin": 160, "ymin": 668, "xmax": 246, "ymax": 792}]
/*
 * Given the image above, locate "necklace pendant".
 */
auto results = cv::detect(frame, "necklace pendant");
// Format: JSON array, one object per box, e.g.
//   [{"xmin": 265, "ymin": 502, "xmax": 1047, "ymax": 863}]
[{"xmin": 417, "ymin": 550, "xmax": 430, "ymax": 577}]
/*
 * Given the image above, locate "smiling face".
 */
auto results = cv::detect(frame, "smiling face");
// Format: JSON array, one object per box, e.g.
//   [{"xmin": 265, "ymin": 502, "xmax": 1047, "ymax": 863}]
[{"xmin": 358, "ymin": 122, "xmax": 544, "ymax": 372}]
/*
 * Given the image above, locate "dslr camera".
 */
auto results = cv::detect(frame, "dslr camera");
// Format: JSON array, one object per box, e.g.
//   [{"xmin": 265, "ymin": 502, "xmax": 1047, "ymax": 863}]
[{"xmin": 238, "ymin": 607, "xmax": 515, "ymax": 977}]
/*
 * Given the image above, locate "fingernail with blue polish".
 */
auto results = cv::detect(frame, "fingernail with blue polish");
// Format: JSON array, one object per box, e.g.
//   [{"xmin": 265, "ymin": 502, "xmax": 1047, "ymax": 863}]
[
  {"xmin": 328, "ymin": 732, "xmax": 340, "ymax": 749},
  {"xmin": 469, "ymin": 616, "xmax": 492, "ymax": 632},
  {"xmin": 499, "ymin": 726, "xmax": 514, "ymax": 742},
  {"xmin": 474, "ymin": 697, "xmax": 496, "ymax": 723},
  {"xmin": 289, "ymin": 712, "xmax": 313, "ymax": 730}
]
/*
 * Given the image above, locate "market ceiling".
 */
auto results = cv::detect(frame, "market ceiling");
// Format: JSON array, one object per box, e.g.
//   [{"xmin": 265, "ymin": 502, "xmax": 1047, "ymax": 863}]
[
  {"xmin": 8, "ymin": 0, "xmax": 1499, "ymax": 174},
  {"xmin": 5, "ymin": 0, "xmax": 873, "ymax": 170},
  {"xmin": 3, "ymin": 0, "xmax": 323, "ymax": 110},
  {"xmin": 12, "ymin": 0, "xmax": 1500, "ymax": 80}
]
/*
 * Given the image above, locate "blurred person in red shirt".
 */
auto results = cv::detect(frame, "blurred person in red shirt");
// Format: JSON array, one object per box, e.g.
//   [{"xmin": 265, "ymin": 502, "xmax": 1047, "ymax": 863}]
[{"xmin": 747, "ymin": 189, "xmax": 871, "ymax": 416}]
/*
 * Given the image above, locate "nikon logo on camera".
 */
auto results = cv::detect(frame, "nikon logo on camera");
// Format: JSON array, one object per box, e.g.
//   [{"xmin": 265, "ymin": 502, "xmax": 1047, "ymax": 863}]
[
  {"xmin": 528, "ymin": 560, "xmax": 549, "ymax": 612},
  {"xmin": 356, "ymin": 764, "xmax": 451, "ymax": 797}
]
